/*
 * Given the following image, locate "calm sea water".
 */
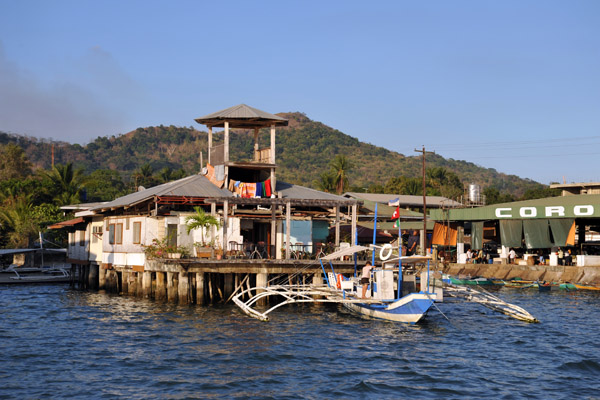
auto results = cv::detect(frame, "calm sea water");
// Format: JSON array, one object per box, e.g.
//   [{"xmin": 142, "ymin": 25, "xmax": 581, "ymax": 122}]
[{"xmin": 1, "ymin": 284, "xmax": 599, "ymax": 400}]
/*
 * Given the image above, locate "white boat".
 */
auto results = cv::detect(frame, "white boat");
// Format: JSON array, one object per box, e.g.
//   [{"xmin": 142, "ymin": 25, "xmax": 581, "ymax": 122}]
[
  {"xmin": 0, "ymin": 247, "xmax": 70, "ymax": 284},
  {"xmin": 233, "ymin": 245, "xmax": 439, "ymax": 323}
]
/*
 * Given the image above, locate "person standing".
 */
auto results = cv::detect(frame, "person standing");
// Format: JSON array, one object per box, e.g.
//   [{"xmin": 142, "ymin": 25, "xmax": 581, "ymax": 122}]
[
  {"xmin": 509, "ymin": 248, "xmax": 516, "ymax": 264},
  {"xmin": 361, "ymin": 261, "xmax": 375, "ymax": 299},
  {"xmin": 407, "ymin": 230, "xmax": 419, "ymax": 256}
]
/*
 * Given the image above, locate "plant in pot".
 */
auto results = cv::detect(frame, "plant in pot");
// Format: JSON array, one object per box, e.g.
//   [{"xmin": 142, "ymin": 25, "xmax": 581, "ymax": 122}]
[{"xmin": 185, "ymin": 206, "xmax": 221, "ymax": 257}]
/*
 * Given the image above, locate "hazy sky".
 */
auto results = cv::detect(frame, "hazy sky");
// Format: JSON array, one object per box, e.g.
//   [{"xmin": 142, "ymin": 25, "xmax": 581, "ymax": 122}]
[{"xmin": 1, "ymin": 1, "xmax": 599, "ymax": 184}]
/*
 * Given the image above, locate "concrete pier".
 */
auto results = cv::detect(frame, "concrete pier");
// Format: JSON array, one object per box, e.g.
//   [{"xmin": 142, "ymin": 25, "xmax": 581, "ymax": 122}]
[
  {"xmin": 156, "ymin": 271, "xmax": 167, "ymax": 301},
  {"xmin": 178, "ymin": 272, "xmax": 189, "ymax": 304}
]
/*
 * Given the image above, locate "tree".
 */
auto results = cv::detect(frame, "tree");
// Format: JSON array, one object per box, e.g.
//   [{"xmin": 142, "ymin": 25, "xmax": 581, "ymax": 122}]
[
  {"xmin": 483, "ymin": 187, "xmax": 515, "ymax": 205},
  {"xmin": 185, "ymin": 206, "xmax": 221, "ymax": 246},
  {"xmin": 330, "ymin": 154, "xmax": 353, "ymax": 195},
  {"xmin": 0, "ymin": 143, "xmax": 32, "ymax": 181},
  {"xmin": 85, "ymin": 169, "xmax": 127, "ymax": 202},
  {"xmin": 40, "ymin": 163, "xmax": 85, "ymax": 206},
  {"xmin": 313, "ymin": 171, "xmax": 336, "ymax": 193},
  {"xmin": 132, "ymin": 163, "xmax": 156, "ymax": 189},
  {"xmin": 0, "ymin": 195, "xmax": 37, "ymax": 247}
]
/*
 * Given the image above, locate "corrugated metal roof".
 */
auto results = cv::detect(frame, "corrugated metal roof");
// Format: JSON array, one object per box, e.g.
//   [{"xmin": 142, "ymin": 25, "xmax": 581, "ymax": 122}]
[
  {"xmin": 194, "ymin": 104, "xmax": 288, "ymax": 128},
  {"xmin": 48, "ymin": 217, "xmax": 85, "ymax": 229},
  {"xmin": 359, "ymin": 200, "xmax": 423, "ymax": 218},
  {"xmin": 276, "ymin": 181, "xmax": 351, "ymax": 202},
  {"xmin": 90, "ymin": 174, "xmax": 232, "ymax": 211},
  {"xmin": 344, "ymin": 192, "xmax": 461, "ymax": 208}
]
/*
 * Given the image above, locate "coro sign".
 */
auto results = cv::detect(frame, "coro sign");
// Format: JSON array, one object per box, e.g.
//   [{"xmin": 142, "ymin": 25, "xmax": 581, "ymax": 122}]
[{"xmin": 495, "ymin": 205, "xmax": 595, "ymax": 218}]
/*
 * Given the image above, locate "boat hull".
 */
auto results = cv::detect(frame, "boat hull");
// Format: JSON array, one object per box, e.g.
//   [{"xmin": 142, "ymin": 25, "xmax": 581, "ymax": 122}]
[{"xmin": 342, "ymin": 293, "xmax": 434, "ymax": 324}]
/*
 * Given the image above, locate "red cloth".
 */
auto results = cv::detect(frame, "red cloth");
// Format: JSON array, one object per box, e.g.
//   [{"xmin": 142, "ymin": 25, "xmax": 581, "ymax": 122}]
[{"xmin": 265, "ymin": 179, "xmax": 272, "ymax": 197}]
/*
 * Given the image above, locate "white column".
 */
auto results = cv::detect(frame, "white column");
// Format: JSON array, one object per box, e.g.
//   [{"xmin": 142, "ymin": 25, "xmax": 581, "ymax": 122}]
[{"xmin": 208, "ymin": 126, "xmax": 212, "ymax": 165}]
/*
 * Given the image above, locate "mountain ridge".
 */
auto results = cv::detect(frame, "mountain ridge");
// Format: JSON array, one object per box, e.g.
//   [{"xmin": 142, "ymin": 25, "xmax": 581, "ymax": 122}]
[{"xmin": 0, "ymin": 111, "xmax": 543, "ymax": 197}]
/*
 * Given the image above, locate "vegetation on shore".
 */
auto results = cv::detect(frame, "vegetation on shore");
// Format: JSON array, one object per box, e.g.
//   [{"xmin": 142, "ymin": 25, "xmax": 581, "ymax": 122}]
[{"xmin": 0, "ymin": 112, "xmax": 559, "ymax": 248}]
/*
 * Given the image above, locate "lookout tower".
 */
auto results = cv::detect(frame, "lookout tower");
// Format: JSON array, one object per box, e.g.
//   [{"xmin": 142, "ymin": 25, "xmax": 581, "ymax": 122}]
[{"xmin": 194, "ymin": 104, "xmax": 288, "ymax": 194}]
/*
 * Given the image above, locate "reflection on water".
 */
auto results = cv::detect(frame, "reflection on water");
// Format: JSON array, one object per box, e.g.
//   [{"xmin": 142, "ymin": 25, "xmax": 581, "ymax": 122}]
[{"xmin": 1, "ymin": 285, "xmax": 600, "ymax": 399}]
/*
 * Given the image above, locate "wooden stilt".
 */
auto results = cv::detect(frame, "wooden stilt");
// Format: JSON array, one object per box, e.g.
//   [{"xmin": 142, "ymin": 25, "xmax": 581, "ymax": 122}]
[
  {"xmin": 178, "ymin": 271, "xmax": 189, "ymax": 304},
  {"xmin": 143, "ymin": 271, "xmax": 152, "ymax": 298},
  {"xmin": 98, "ymin": 266, "xmax": 106, "ymax": 290},
  {"xmin": 156, "ymin": 271, "xmax": 166, "ymax": 301},
  {"xmin": 167, "ymin": 272, "xmax": 176, "ymax": 302},
  {"xmin": 225, "ymin": 274, "xmax": 250, "ymax": 303},
  {"xmin": 256, "ymin": 273, "xmax": 268, "ymax": 306},
  {"xmin": 196, "ymin": 273, "xmax": 205, "ymax": 305},
  {"xmin": 208, "ymin": 273, "xmax": 214, "ymax": 304}
]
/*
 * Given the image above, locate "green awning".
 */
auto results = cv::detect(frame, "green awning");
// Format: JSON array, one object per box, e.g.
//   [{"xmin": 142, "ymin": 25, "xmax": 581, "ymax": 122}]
[
  {"xmin": 549, "ymin": 219, "xmax": 575, "ymax": 246},
  {"xmin": 523, "ymin": 219, "xmax": 553, "ymax": 249},
  {"xmin": 500, "ymin": 220, "xmax": 523, "ymax": 248},
  {"xmin": 471, "ymin": 221, "xmax": 484, "ymax": 250}
]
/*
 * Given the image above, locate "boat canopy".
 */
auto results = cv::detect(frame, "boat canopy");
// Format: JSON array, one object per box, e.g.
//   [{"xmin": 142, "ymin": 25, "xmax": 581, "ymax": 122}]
[{"xmin": 320, "ymin": 245, "xmax": 370, "ymax": 260}]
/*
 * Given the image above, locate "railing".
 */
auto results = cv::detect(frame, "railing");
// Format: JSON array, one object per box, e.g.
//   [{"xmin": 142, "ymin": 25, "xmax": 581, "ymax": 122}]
[{"xmin": 253, "ymin": 148, "xmax": 271, "ymax": 163}]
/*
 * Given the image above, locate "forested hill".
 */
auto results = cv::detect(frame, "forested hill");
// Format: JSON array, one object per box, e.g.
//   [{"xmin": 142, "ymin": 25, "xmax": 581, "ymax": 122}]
[{"xmin": 0, "ymin": 112, "xmax": 542, "ymax": 197}]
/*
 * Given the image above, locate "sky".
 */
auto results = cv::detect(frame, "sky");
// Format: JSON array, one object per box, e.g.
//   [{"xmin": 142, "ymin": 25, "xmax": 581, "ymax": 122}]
[{"xmin": 0, "ymin": 0, "xmax": 599, "ymax": 185}]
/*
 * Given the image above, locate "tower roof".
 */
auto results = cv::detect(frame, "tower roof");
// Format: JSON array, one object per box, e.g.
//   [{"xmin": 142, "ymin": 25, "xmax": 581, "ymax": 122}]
[{"xmin": 194, "ymin": 104, "xmax": 288, "ymax": 129}]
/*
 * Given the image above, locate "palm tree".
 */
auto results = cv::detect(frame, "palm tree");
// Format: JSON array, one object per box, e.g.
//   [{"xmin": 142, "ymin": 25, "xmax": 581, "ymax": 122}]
[
  {"xmin": 185, "ymin": 206, "xmax": 221, "ymax": 246},
  {"xmin": 314, "ymin": 171, "xmax": 336, "ymax": 193},
  {"xmin": 402, "ymin": 178, "xmax": 422, "ymax": 195},
  {"xmin": 330, "ymin": 154, "xmax": 353, "ymax": 195},
  {"xmin": 0, "ymin": 196, "xmax": 37, "ymax": 247},
  {"xmin": 41, "ymin": 163, "xmax": 85, "ymax": 206}
]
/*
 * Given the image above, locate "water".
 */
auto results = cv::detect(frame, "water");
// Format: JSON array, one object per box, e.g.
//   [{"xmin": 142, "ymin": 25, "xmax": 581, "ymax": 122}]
[{"xmin": 1, "ymin": 285, "xmax": 599, "ymax": 400}]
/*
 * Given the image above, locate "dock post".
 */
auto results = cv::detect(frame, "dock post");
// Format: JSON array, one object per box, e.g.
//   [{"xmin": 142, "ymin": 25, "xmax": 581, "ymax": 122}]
[
  {"xmin": 178, "ymin": 271, "xmax": 189, "ymax": 304},
  {"xmin": 167, "ymin": 272, "xmax": 177, "ymax": 302},
  {"xmin": 143, "ymin": 271, "xmax": 152, "ymax": 298},
  {"xmin": 256, "ymin": 272, "xmax": 268, "ymax": 306},
  {"xmin": 127, "ymin": 272, "xmax": 137, "ymax": 296},
  {"xmin": 224, "ymin": 273, "xmax": 233, "ymax": 300},
  {"xmin": 156, "ymin": 271, "xmax": 167, "ymax": 301},
  {"xmin": 136, "ymin": 272, "xmax": 143, "ymax": 297},
  {"xmin": 196, "ymin": 272, "xmax": 205, "ymax": 305},
  {"xmin": 121, "ymin": 271, "xmax": 129, "ymax": 294},
  {"xmin": 98, "ymin": 266, "xmax": 106, "ymax": 290},
  {"xmin": 88, "ymin": 264, "xmax": 99, "ymax": 290}
]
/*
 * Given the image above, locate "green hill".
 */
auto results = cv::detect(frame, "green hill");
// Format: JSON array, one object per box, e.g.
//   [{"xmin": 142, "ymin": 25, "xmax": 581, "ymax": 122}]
[{"xmin": 0, "ymin": 112, "xmax": 543, "ymax": 197}]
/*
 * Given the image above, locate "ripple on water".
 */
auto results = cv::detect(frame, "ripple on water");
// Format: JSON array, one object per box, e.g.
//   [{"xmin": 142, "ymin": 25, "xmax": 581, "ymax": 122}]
[{"xmin": 2, "ymin": 287, "xmax": 600, "ymax": 399}]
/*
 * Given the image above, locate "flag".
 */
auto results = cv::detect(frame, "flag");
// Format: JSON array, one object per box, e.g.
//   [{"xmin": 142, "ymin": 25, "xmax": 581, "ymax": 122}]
[
  {"xmin": 391, "ymin": 206, "xmax": 400, "ymax": 220},
  {"xmin": 394, "ymin": 219, "xmax": 400, "ymax": 228}
]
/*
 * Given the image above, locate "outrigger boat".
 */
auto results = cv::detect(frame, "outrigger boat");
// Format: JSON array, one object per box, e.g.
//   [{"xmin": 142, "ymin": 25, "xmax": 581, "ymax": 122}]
[{"xmin": 233, "ymin": 244, "xmax": 439, "ymax": 323}]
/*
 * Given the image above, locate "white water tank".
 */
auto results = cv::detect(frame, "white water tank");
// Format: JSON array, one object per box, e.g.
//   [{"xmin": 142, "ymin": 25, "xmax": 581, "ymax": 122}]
[{"xmin": 468, "ymin": 184, "xmax": 480, "ymax": 203}]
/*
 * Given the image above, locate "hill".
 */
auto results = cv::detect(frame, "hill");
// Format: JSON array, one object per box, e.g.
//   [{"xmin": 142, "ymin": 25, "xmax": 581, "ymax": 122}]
[{"xmin": 0, "ymin": 112, "xmax": 543, "ymax": 197}]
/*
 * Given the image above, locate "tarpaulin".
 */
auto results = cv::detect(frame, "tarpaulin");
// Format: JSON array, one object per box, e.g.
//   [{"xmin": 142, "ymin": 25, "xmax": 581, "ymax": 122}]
[
  {"xmin": 500, "ymin": 220, "xmax": 523, "ymax": 248},
  {"xmin": 523, "ymin": 219, "xmax": 552, "ymax": 249},
  {"xmin": 432, "ymin": 222, "xmax": 457, "ymax": 246},
  {"xmin": 549, "ymin": 219, "xmax": 576, "ymax": 246},
  {"xmin": 471, "ymin": 221, "xmax": 484, "ymax": 250}
]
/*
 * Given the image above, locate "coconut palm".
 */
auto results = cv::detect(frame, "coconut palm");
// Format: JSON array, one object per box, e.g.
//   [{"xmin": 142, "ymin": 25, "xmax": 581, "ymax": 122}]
[
  {"xmin": 41, "ymin": 163, "xmax": 85, "ymax": 206},
  {"xmin": 185, "ymin": 206, "xmax": 221, "ymax": 246},
  {"xmin": 314, "ymin": 171, "xmax": 336, "ymax": 193},
  {"xmin": 330, "ymin": 154, "xmax": 353, "ymax": 195},
  {"xmin": 0, "ymin": 196, "xmax": 37, "ymax": 247}
]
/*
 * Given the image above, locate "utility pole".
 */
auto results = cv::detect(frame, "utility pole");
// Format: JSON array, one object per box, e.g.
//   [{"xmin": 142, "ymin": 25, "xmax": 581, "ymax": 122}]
[{"xmin": 414, "ymin": 146, "xmax": 435, "ymax": 254}]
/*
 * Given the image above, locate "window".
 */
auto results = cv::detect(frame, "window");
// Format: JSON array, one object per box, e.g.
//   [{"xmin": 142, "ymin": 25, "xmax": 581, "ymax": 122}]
[
  {"xmin": 108, "ymin": 224, "xmax": 115, "ymax": 244},
  {"xmin": 109, "ymin": 223, "xmax": 123, "ymax": 245},
  {"xmin": 133, "ymin": 222, "xmax": 141, "ymax": 244},
  {"xmin": 115, "ymin": 223, "xmax": 123, "ymax": 245},
  {"xmin": 79, "ymin": 230, "xmax": 85, "ymax": 246}
]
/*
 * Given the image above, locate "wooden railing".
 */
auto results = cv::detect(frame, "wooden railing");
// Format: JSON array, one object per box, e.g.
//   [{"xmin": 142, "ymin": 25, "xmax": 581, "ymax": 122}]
[{"xmin": 254, "ymin": 148, "xmax": 272, "ymax": 163}]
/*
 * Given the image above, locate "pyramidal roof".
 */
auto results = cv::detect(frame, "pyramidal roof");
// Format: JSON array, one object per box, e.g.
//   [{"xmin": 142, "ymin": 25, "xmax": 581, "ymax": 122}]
[{"xmin": 194, "ymin": 104, "xmax": 288, "ymax": 128}]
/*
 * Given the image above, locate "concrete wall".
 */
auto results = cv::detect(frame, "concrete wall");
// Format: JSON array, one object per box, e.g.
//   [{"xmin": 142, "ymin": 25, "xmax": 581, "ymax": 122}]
[{"xmin": 442, "ymin": 263, "xmax": 600, "ymax": 285}]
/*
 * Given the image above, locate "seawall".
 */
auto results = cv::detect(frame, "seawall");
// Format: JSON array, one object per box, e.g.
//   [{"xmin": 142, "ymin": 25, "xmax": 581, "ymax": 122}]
[{"xmin": 441, "ymin": 263, "xmax": 600, "ymax": 286}]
